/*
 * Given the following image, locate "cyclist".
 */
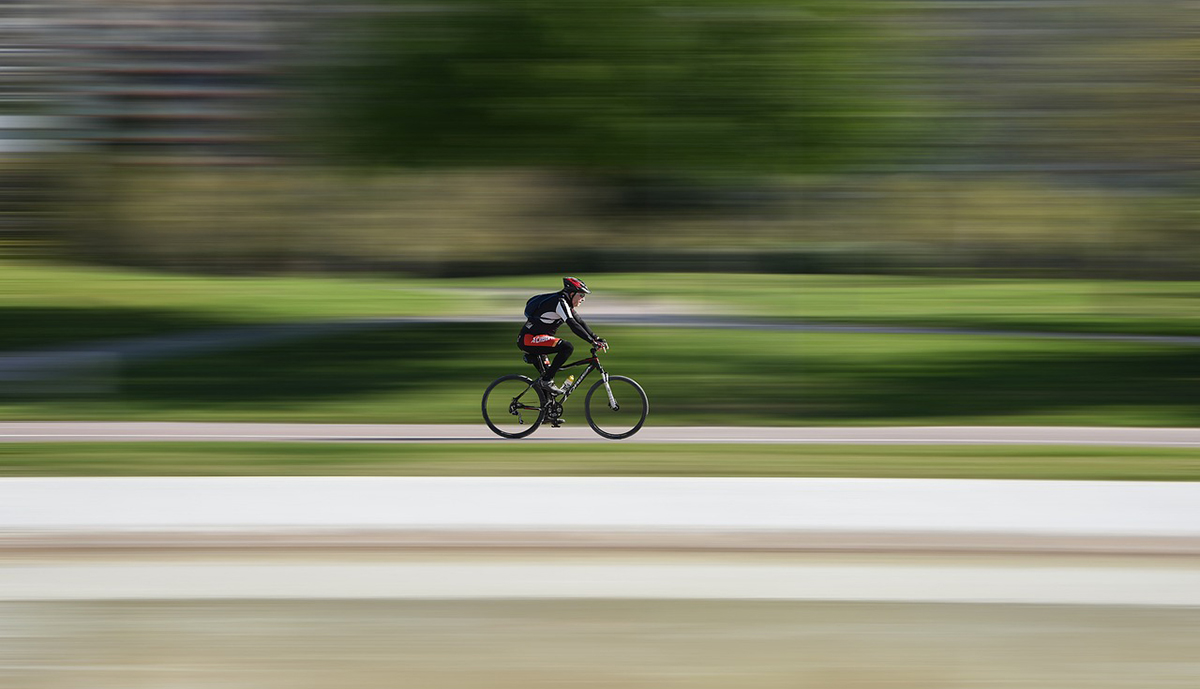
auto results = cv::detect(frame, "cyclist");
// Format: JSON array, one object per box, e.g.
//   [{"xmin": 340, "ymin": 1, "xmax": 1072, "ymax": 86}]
[{"xmin": 518, "ymin": 276, "xmax": 608, "ymax": 395}]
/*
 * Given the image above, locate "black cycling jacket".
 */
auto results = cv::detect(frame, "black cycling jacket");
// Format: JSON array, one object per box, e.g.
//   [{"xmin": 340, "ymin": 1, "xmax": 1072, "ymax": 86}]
[{"xmin": 521, "ymin": 291, "xmax": 601, "ymax": 344}]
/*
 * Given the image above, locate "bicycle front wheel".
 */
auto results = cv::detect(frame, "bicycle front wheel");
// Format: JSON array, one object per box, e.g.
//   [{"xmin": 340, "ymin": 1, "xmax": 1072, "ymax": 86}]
[
  {"xmin": 584, "ymin": 375, "xmax": 648, "ymax": 439},
  {"xmin": 482, "ymin": 374, "xmax": 547, "ymax": 439}
]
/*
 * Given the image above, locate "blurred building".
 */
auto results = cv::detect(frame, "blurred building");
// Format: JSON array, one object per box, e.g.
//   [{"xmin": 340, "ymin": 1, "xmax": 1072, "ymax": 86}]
[
  {"xmin": 4, "ymin": 0, "xmax": 296, "ymax": 166},
  {"xmin": 0, "ymin": 2, "xmax": 72, "ymax": 240},
  {"xmin": 0, "ymin": 2, "xmax": 73, "ymax": 156}
]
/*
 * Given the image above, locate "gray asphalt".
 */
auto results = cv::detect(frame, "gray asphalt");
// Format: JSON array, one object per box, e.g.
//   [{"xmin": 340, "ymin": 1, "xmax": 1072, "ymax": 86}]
[{"xmin": 2, "ymin": 421, "xmax": 1199, "ymax": 445}]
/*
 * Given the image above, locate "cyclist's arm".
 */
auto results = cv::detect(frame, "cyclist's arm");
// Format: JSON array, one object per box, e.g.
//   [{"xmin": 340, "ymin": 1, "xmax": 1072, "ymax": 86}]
[{"xmin": 556, "ymin": 298, "xmax": 603, "ymax": 345}]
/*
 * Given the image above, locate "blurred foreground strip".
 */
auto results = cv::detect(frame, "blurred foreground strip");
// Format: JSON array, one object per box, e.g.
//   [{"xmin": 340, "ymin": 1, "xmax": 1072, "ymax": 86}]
[
  {"xmin": 1, "ymin": 553, "xmax": 1199, "ymax": 606},
  {"xmin": 1, "ymin": 477, "xmax": 1197, "ymax": 555}
]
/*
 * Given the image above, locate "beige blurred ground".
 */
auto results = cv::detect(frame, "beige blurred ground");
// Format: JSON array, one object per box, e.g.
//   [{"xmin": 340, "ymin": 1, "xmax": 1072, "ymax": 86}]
[
  {"xmin": 2, "ymin": 594, "xmax": 1198, "ymax": 689},
  {"xmin": 2, "ymin": 548, "xmax": 1199, "ymax": 688}
]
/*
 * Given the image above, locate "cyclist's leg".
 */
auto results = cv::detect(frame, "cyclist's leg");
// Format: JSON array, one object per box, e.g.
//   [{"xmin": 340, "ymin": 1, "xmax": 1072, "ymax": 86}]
[
  {"xmin": 542, "ymin": 340, "xmax": 573, "ymax": 381},
  {"xmin": 517, "ymin": 334, "xmax": 548, "ymax": 375},
  {"xmin": 519, "ymin": 335, "xmax": 572, "ymax": 382}
]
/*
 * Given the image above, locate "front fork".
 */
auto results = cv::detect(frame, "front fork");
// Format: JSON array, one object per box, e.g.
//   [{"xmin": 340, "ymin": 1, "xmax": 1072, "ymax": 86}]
[
  {"xmin": 580, "ymin": 367, "xmax": 618, "ymax": 411},
  {"xmin": 600, "ymin": 372, "xmax": 619, "ymax": 410}
]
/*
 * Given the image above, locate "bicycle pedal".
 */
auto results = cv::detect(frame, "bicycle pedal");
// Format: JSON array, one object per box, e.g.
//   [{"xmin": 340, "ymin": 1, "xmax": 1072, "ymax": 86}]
[{"xmin": 550, "ymin": 420, "xmax": 565, "ymax": 428}]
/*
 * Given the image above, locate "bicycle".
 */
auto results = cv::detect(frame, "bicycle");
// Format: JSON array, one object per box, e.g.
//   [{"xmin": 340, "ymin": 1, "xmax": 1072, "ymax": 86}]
[{"xmin": 482, "ymin": 346, "xmax": 648, "ymax": 439}]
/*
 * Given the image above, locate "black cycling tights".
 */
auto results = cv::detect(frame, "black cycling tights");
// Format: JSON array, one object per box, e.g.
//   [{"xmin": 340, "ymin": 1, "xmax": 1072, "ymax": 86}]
[{"xmin": 519, "ymin": 339, "xmax": 574, "ymax": 382}]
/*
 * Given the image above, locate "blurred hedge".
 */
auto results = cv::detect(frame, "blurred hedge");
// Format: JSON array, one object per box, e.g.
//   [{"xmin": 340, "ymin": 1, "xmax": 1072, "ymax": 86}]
[{"xmin": 34, "ymin": 164, "xmax": 1199, "ymax": 279}]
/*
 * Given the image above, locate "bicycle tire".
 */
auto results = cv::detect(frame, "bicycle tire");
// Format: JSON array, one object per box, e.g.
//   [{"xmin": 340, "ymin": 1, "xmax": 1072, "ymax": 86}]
[
  {"xmin": 584, "ymin": 375, "xmax": 648, "ymax": 439},
  {"xmin": 482, "ymin": 374, "xmax": 547, "ymax": 439}
]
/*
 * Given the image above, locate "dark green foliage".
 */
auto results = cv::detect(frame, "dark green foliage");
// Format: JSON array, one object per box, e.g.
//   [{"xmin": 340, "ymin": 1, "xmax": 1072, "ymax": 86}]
[
  {"xmin": 4, "ymin": 323, "xmax": 1197, "ymax": 428},
  {"xmin": 312, "ymin": 0, "xmax": 894, "ymax": 173}
]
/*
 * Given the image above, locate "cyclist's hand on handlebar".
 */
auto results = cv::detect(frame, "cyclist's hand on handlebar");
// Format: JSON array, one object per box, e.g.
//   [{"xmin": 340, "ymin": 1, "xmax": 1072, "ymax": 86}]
[{"xmin": 595, "ymin": 339, "xmax": 609, "ymax": 353}]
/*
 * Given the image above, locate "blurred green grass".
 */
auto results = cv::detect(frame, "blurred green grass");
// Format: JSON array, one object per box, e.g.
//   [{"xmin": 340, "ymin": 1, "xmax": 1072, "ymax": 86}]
[
  {"xmin": 1, "ymin": 442, "xmax": 1196, "ymax": 480},
  {"xmin": 4, "ymin": 262, "xmax": 1200, "ymax": 354},
  {"xmin": 3, "ymin": 261, "xmax": 1196, "ymax": 428},
  {"xmin": 0, "ymin": 260, "xmax": 507, "ymax": 350},
  {"xmin": 2, "ymin": 324, "xmax": 1196, "ymax": 427},
  {"xmin": 573, "ymin": 273, "xmax": 1200, "ymax": 336}
]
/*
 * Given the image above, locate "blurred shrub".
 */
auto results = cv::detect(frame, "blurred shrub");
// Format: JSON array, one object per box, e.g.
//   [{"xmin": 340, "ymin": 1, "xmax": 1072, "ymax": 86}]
[{"xmin": 43, "ymin": 163, "xmax": 1200, "ymax": 279}]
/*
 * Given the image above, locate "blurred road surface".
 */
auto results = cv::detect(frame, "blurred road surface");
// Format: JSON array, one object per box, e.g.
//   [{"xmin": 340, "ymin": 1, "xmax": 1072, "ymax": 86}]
[{"xmin": 1, "ymin": 422, "xmax": 1199, "ymax": 445}]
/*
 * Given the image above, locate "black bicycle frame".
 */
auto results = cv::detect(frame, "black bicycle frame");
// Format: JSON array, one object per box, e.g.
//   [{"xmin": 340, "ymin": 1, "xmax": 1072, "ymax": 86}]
[
  {"xmin": 523, "ymin": 347, "xmax": 605, "ymax": 408},
  {"xmin": 555, "ymin": 348, "xmax": 606, "ymax": 401}
]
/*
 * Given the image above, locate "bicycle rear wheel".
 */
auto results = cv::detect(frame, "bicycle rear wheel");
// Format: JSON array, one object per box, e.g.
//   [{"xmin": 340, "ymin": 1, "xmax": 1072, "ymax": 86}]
[
  {"xmin": 482, "ymin": 374, "xmax": 547, "ymax": 439},
  {"xmin": 584, "ymin": 375, "xmax": 648, "ymax": 439}
]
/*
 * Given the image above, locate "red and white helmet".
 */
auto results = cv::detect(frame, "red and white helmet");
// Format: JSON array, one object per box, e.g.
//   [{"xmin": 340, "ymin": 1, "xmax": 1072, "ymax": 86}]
[{"xmin": 562, "ymin": 276, "xmax": 591, "ymax": 294}]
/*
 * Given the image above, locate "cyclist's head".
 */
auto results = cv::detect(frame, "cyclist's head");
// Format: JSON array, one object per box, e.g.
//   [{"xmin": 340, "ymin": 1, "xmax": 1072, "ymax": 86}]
[{"xmin": 562, "ymin": 276, "xmax": 591, "ymax": 295}]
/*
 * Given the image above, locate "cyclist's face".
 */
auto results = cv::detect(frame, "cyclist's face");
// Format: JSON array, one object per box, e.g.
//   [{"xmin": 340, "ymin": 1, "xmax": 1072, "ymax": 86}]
[{"xmin": 571, "ymin": 293, "xmax": 585, "ymax": 307}]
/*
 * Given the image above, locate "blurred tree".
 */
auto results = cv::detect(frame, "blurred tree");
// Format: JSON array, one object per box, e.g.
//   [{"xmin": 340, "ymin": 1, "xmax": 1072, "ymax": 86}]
[{"xmin": 309, "ymin": 0, "xmax": 906, "ymax": 176}]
